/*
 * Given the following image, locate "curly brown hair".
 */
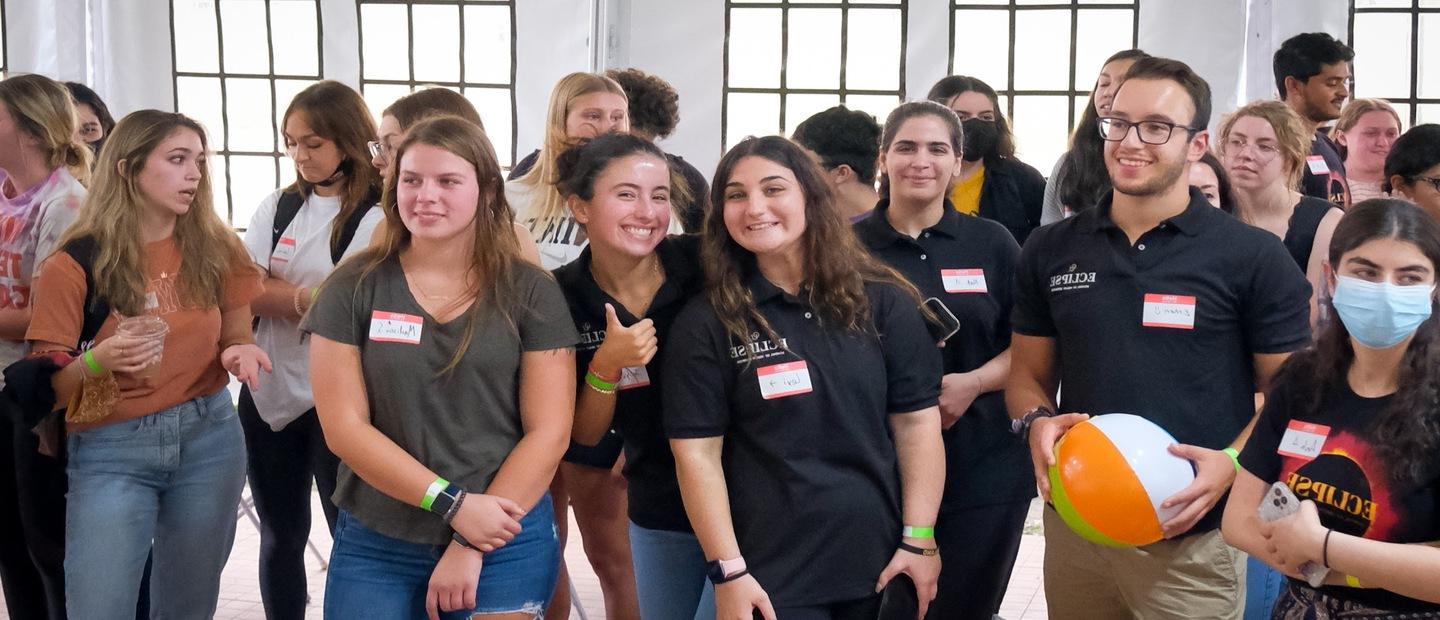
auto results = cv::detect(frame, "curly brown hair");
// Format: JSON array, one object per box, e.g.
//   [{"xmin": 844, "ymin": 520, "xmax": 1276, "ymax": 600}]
[{"xmin": 605, "ymin": 68, "xmax": 680, "ymax": 139}]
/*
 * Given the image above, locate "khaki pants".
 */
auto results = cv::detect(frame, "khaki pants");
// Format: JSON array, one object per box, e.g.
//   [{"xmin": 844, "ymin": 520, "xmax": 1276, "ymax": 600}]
[{"xmin": 1042, "ymin": 507, "xmax": 1246, "ymax": 619}]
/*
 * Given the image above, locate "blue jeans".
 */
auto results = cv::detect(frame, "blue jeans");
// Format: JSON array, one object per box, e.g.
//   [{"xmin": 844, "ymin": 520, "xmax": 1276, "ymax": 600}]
[
  {"xmin": 325, "ymin": 494, "xmax": 560, "ymax": 619},
  {"xmin": 628, "ymin": 521, "xmax": 715, "ymax": 620},
  {"xmin": 1244, "ymin": 555, "xmax": 1284, "ymax": 619},
  {"xmin": 65, "ymin": 388, "xmax": 246, "ymax": 619}
]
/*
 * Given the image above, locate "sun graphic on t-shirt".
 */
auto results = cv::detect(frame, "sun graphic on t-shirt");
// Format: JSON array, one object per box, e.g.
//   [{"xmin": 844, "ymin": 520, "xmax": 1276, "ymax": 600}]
[{"xmin": 1283, "ymin": 434, "xmax": 1400, "ymax": 539}]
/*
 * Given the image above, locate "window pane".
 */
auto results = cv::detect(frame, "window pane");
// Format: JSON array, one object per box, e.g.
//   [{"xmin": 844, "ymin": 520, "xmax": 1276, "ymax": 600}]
[
  {"xmin": 1419, "ymin": 14, "xmax": 1439, "ymax": 98},
  {"xmin": 1075, "ymin": 10, "xmax": 1133, "ymax": 90},
  {"xmin": 787, "ymin": 9, "xmax": 841, "ymax": 90},
  {"xmin": 173, "ymin": 0, "xmax": 220, "ymax": 73},
  {"xmin": 230, "ymin": 156, "xmax": 280, "ymax": 228},
  {"xmin": 955, "ymin": 0, "xmax": 1007, "ymax": 5},
  {"xmin": 729, "ymin": 9, "xmax": 782, "ymax": 89},
  {"xmin": 274, "ymin": 79, "xmax": 318, "ymax": 145},
  {"xmin": 208, "ymin": 155, "xmax": 231, "ymax": 223},
  {"xmin": 220, "ymin": 0, "xmax": 270, "ymax": 74},
  {"xmin": 846, "ymin": 8, "xmax": 902, "ymax": 91},
  {"xmin": 412, "ymin": 5, "xmax": 461, "ymax": 83},
  {"xmin": 176, "ymin": 77, "xmax": 225, "ymax": 150},
  {"xmin": 1355, "ymin": 0, "xmax": 1413, "ymax": 7},
  {"xmin": 1014, "ymin": 11, "xmax": 1072, "ymax": 91},
  {"xmin": 784, "ymin": 93, "xmax": 842, "ymax": 137},
  {"xmin": 465, "ymin": 87, "xmax": 514, "ymax": 168},
  {"xmin": 1418, "ymin": 104, "xmax": 1440, "ymax": 126},
  {"xmin": 953, "ymin": 10, "xmax": 1010, "ymax": 90},
  {"xmin": 1353, "ymin": 13, "xmax": 1413, "ymax": 100},
  {"xmin": 1011, "ymin": 96, "xmax": 1070, "ymax": 176},
  {"xmin": 727, "ymin": 92, "xmax": 781, "ymax": 150},
  {"xmin": 843, "ymin": 95, "xmax": 899, "ymax": 129},
  {"xmin": 464, "ymin": 5, "xmax": 512, "ymax": 85},
  {"xmin": 270, "ymin": 0, "xmax": 319, "ymax": 76},
  {"xmin": 362, "ymin": 83, "xmax": 415, "ymax": 122},
  {"xmin": 361, "ymin": 4, "xmax": 411, "ymax": 81},
  {"xmin": 226, "ymin": 78, "xmax": 277, "ymax": 153}
]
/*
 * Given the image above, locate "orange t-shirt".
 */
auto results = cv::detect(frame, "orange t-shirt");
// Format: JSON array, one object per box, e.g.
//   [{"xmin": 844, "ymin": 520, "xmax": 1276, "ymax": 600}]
[{"xmin": 27, "ymin": 236, "xmax": 263, "ymax": 429}]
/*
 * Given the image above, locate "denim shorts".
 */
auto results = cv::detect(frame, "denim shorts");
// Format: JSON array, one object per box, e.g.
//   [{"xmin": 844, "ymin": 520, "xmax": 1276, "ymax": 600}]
[{"xmin": 324, "ymin": 493, "xmax": 560, "ymax": 619}]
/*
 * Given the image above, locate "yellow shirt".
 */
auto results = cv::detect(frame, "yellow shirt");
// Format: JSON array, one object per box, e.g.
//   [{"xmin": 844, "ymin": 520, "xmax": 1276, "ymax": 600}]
[{"xmin": 950, "ymin": 164, "xmax": 985, "ymax": 215}]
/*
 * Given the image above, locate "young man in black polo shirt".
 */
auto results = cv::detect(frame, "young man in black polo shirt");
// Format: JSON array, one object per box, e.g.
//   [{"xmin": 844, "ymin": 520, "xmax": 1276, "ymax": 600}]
[
  {"xmin": 1007, "ymin": 57, "xmax": 1313, "ymax": 619},
  {"xmin": 1275, "ymin": 32, "xmax": 1355, "ymax": 208}
]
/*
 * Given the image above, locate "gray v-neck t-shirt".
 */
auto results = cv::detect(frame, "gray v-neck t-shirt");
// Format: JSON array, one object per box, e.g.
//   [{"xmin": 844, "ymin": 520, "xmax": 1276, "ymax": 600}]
[{"xmin": 302, "ymin": 255, "xmax": 578, "ymax": 544}]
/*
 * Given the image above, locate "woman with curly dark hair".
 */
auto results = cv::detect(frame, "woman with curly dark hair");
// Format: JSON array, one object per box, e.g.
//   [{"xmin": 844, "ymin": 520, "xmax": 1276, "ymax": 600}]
[
  {"xmin": 665, "ymin": 135, "xmax": 946, "ymax": 618},
  {"xmin": 1222, "ymin": 198, "xmax": 1440, "ymax": 616},
  {"xmin": 606, "ymin": 68, "xmax": 709, "ymax": 233}
]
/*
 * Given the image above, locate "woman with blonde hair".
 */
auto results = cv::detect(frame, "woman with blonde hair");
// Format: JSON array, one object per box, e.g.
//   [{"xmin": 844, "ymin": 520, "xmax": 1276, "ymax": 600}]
[
  {"xmin": 508, "ymin": 71, "xmax": 647, "ymax": 620},
  {"xmin": 1219, "ymin": 100, "xmax": 1342, "ymax": 324},
  {"xmin": 0, "ymin": 71, "xmax": 93, "ymax": 620},
  {"xmin": 26, "ymin": 109, "xmax": 267, "ymax": 617},
  {"xmin": 239, "ymin": 79, "xmax": 385, "ymax": 620},
  {"xmin": 1334, "ymin": 98, "xmax": 1403, "ymax": 203},
  {"xmin": 306, "ymin": 115, "xmax": 577, "ymax": 618}
]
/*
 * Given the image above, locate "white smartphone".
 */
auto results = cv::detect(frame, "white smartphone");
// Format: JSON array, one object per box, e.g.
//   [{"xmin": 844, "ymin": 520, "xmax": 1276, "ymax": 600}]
[{"xmin": 1257, "ymin": 481, "xmax": 1330, "ymax": 588}]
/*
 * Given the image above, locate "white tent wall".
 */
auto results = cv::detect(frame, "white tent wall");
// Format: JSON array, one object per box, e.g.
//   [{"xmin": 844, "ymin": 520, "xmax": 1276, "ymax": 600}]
[{"xmin": 0, "ymin": 0, "xmax": 1376, "ymax": 181}]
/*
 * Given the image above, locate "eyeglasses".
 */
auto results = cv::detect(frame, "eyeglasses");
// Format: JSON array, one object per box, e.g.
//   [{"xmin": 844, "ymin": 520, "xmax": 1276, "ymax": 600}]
[
  {"xmin": 1221, "ymin": 137, "xmax": 1281, "ymax": 164},
  {"xmin": 1411, "ymin": 176, "xmax": 1440, "ymax": 194},
  {"xmin": 1097, "ymin": 117, "xmax": 1198, "ymax": 145},
  {"xmin": 367, "ymin": 140, "xmax": 394, "ymax": 162}
]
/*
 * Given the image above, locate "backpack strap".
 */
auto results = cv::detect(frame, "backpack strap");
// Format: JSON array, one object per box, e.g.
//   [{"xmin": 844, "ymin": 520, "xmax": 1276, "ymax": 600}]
[
  {"xmin": 330, "ymin": 189, "xmax": 381, "ymax": 264},
  {"xmin": 59, "ymin": 236, "xmax": 112, "ymax": 348},
  {"xmin": 270, "ymin": 190, "xmax": 306, "ymax": 257}
]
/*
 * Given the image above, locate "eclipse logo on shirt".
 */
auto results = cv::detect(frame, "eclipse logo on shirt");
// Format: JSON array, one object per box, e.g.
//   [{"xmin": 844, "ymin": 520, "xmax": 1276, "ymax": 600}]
[
  {"xmin": 729, "ymin": 335, "xmax": 789, "ymax": 363},
  {"xmin": 1049, "ymin": 263, "xmax": 1097, "ymax": 292}
]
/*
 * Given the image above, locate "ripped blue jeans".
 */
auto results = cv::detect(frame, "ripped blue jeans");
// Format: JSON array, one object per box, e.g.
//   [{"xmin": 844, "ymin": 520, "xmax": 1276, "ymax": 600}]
[{"xmin": 324, "ymin": 494, "xmax": 558, "ymax": 619}]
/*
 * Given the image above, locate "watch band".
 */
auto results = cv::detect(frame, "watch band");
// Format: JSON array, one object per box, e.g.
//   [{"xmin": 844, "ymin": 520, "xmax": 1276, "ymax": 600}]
[
  {"xmin": 1010, "ymin": 406, "xmax": 1057, "ymax": 436},
  {"xmin": 429, "ymin": 483, "xmax": 464, "ymax": 517},
  {"xmin": 707, "ymin": 556, "xmax": 748, "ymax": 584}
]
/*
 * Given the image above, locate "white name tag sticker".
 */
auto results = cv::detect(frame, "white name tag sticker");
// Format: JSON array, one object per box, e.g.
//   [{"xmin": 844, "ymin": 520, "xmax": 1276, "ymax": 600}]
[
  {"xmin": 757, "ymin": 361, "xmax": 813, "ymax": 400},
  {"xmin": 942, "ymin": 268, "xmax": 987, "ymax": 294},
  {"xmin": 617, "ymin": 365, "xmax": 651, "ymax": 390},
  {"xmin": 369, "ymin": 311, "xmax": 423, "ymax": 344},
  {"xmin": 271, "ymin": 236, "xmax": 297, "ymax": 264},
  {"xmin": 1278, "ymin": 420, "xmax": 1331, "ymax": 461},
  {"xmin": 1142, "ymin": 293, "xmax": 1196, "ymax": 330},
  {"xmin": 1306, "ymin": 155, "xmax": 1330, "ymax": 175}
]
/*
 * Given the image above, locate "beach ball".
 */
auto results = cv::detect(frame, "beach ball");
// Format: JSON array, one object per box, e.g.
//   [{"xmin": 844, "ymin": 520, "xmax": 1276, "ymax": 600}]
[{"xmin": 1048, "ymin": 414, "xmax": 1196, "ymax": 547}]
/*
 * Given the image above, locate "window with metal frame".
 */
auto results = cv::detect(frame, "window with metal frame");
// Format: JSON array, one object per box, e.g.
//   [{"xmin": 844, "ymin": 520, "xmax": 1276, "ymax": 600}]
[
  {"xmin": 1349, "ymin": 0, "xmax": 1440, "ymax": 127},
  {"xmin": 170, "ymin": 0, "xmax": 323, "ymax": 228},
  {"xmin": 355, "ymin": 0, "xmax": 517, "ymax": 167},
  {"xmin": 722, "ymin": 0, "xmax": 907, "ymax": 151},
  {"xmin": 1, "ymin": 0, "xmax": 7, "ymax": 78},
  {"xmin": 950, "ymin": 0, "xmax": 1138, "ymax": 173}
]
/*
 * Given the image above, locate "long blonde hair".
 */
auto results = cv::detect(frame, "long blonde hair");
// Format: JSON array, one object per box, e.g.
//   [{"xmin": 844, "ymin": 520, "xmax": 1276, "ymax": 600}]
[
  {"xmin": 0, "ymin": 74, "xmax": 93, "ymax": 185},
  {"xmin": 516, "ymin": 72, "xmax": 627, "ymax": 228},
  {"xmin": 59, "ymin": 110, "xmax": 252, "ymax": 316},
  {"xmin": 352, "ymin": 115, "xmax": 527, "ymax": 375}
]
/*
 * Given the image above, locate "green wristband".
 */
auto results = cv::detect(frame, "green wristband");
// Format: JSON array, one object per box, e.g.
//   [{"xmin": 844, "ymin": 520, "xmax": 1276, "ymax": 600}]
[
  {"xmin": 81, "ymin": 349, "xmax": 105, "ymax": 376},
  {"xmin": 902, "ymin": 525, "xmax": 935, "ymax": 539},
  {"xmin": 585, "ymin": 370, "xmax": 617, "ymax": 393},
  {"xmin": 420, "ymin": 477, "xmax": 448, "ymax": 511},
  {"xmin": 1222, "ymin": 447, "xmax": 1241, "ymax": 472}
]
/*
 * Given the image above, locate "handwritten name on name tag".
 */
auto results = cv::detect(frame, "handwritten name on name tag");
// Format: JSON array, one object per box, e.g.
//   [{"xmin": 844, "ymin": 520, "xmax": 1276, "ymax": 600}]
[
  {"xmin": 369, "ymin": 311, "xmax": 423, "ymax": 344},
  {"xmin": 1142, "ymin": 294, "xmax": 1196, "ymax": 330}
]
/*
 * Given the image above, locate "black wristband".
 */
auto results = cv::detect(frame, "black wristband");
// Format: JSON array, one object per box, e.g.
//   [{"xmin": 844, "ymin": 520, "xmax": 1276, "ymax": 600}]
[
  {"xmin": 451, "ymin": 532, "xmax": 479, "ymax": 551},
  {"xmin": 1010, "ymin": 406, "xmax": 1057, "ymax": 437},
  {"xmin": 710, "ymin": 568, "xmax": 749, "ymax": 585},
  {"xmin": 1322, "ymin": 529, "xmax": 1332, "ymax": 569},
  {"xmin": 897, "ymin": 541, "xmax": 939, "ymax": 557}
]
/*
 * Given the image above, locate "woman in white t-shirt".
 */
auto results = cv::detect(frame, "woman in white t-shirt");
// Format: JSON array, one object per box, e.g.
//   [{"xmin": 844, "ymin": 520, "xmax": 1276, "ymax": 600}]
[
  {"xmin": 0, "ymin": 71, "xmax": 93, "ymax": 620},
  {"xmin": 239, "ymin": 80, "xmax": 384, "ymax": 620}
]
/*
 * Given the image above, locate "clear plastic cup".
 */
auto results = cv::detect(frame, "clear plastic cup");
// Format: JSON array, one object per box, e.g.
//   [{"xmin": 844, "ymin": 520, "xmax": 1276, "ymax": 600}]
[{"xmin": 116, "ymin": 315, "xmax": 169, "ymax": 377}]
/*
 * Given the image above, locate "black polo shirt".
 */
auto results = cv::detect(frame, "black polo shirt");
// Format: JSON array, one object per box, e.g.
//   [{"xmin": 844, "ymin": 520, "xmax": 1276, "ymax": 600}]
[
  {"xmin": 854, "ymin": 200, "xmax": 1035, "ymax": 511},
  {"xmin": 553, "ymin": 235, "xmax": 703, "ymax": 532},
  {"xmin": 663, "ymin": 273, "xmax": 941, "ymax": 606},
  {"xmin": 1012, "ymin": 187, "xmax": 1312, "ymax": 533}
]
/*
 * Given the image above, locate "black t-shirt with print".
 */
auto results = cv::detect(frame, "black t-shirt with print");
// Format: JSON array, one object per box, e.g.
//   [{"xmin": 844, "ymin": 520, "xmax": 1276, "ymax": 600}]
[
  {"xmin": 1241, "ymin": 378, "xmax": 1440, "ymax": 613},
  {"xmin": 1300, "ymin": 130, "xmax": 1350, "ymax": 209},
  {"xmin": 663, "ymin": 274, "xmax": 941, "ymax": 607}
]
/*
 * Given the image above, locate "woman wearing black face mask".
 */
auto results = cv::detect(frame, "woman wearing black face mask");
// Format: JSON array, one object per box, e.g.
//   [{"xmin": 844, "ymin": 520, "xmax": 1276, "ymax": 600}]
[{"xmin": 927, "ymin": 76, "xmax": 1046, "ymax": 245}]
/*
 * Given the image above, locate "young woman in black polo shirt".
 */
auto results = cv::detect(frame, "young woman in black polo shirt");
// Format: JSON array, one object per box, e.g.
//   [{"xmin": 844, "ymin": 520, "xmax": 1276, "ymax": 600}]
[
  {"xmin": 550, "ymin": 133, "xmax": 710, "ymax": 619},
  {"xmin": 1222, "ymin": 198, "xmax": 1440, "ymax": 616},
  {"xmin": 855, "ymin": 100, "xmax": 1029, "ymax": 620},
  {"xmin": 665, "ymin": 135, "xmax": 946, "ymax": 619}
]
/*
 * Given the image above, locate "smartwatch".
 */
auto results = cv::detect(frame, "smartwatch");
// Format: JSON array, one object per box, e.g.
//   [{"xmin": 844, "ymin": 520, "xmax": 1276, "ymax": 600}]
[
  {"xmin": 429, "ymin": 483, "xmax": 464, "ymax": 517},
  {"xmin": 1010, "ymin": 406, "xmax": 1056, "ymax": 437},
  {"xmin": 706, "ymin": 556, "xmax": 748, "ymax": 585}
]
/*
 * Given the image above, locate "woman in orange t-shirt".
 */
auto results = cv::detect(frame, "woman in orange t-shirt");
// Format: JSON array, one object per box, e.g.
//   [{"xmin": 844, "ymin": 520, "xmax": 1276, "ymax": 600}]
[{"xmin": 25, "ymin": 110, "xmax": 266, "ymax": 618}]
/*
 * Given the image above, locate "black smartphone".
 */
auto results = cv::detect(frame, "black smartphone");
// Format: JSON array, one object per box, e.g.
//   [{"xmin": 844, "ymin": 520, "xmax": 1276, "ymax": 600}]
[
  {"xmin": 877, "ymin": 572, "xmax": 919, "ymax": 620},
  {"xmin": 922, "ymin": 297, "xmax": 961, "ymax": 343}
]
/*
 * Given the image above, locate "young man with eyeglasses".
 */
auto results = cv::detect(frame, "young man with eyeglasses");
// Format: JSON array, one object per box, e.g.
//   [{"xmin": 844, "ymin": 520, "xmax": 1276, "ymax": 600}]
[
  {"xmin": 1275, "ymin": 32, "xmax": 1355, "ymax": 208},
  {"xmin": 1006, "ymin": 57, "xmax": 1313, "ymax": 619}
]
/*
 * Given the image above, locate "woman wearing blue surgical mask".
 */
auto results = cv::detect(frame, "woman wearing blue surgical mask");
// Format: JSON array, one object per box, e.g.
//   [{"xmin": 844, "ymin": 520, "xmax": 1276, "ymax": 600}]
[{"xmin": 1221, "ymin": 198, "xmax": 1440, "ymax": 617}]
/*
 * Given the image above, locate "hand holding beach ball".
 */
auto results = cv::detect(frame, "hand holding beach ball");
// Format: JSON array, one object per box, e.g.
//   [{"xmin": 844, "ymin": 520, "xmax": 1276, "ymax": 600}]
[{"xmin": 1048, "ymin": 414, "xmax": 1196, "ymax": 547}]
